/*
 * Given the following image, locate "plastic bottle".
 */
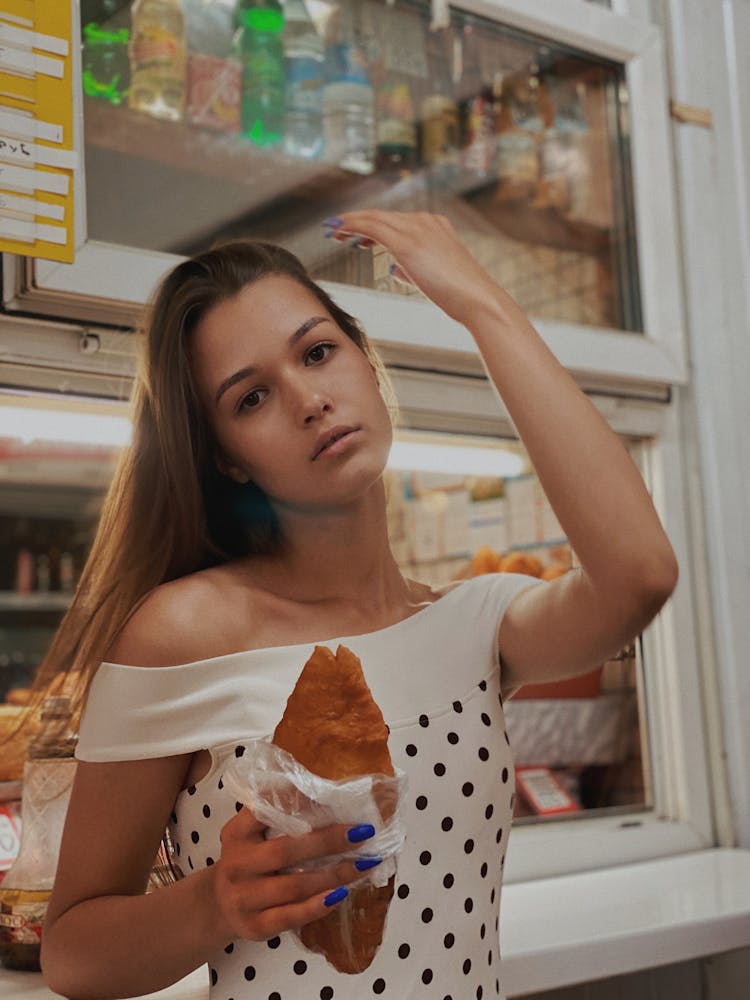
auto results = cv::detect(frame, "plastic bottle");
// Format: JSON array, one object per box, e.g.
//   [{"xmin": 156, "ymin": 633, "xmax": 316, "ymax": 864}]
[
  {"xmin": 322, "ymin": 0, "xmax": 374, "ymax": 175},
  {"xmin": 0, "ymin": 697, "xmax": 77, "ymax": 971},
  {"xmin": 184, "ymin": 0, "xmax": 240, "ymax": 132},
  {"xmin": 375, "ymin": 77, "xmax": 417, "ymax": 176},
  {"xmin": 81, "ymin": 0, "xmax": 130, "ymax": 105},
  {"xmin": 281, "ymin": 0, "xmax": 324, "ymax": 159},
  {"xmin": 128, "ymin": 0, "xmax": 187, "ymax": 123},
  {"xmin": 236, "ymin": 0, "xmax": 286, "ymax": 147},
  {"xmin": 420, "ymin": 25, "xmax": 460, "ymax": 188}
]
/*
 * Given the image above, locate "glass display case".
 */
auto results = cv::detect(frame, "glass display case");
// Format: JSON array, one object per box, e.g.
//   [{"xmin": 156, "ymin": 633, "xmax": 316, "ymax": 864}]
[{"xmin": 0, "ymin": 0, "xmax": 711, "ymax": 875}]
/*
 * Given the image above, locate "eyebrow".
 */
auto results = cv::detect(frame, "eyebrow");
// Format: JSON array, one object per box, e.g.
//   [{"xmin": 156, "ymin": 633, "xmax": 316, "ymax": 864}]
[{"xmin": 214, "ymin": 315, "xmax": 330, "ymax": 406}]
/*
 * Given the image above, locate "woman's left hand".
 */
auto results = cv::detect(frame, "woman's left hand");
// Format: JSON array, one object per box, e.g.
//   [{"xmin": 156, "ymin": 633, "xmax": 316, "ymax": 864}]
[{"xmin": 322, "ymin": 210, "xmax": 502, "ymax": 325}]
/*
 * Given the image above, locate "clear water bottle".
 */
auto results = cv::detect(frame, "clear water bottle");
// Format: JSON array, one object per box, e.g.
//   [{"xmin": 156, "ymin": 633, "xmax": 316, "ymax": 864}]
[
  {"xmin": 236, "ymin": 0, "xmax": 286, "ymax": 147},
  {"xmin": 128, "ymin": 0, "xmax": 186, "ymax": 123},
  {"xmin": 282, "ymin": 0, "xmax": 323, "ymax": 159},
  {"xmin": 322, "ymin": 0, "xmax": 374, "ymax": 175}
]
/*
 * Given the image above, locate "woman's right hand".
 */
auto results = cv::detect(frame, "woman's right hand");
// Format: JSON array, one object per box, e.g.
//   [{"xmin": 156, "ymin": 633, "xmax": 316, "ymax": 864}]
[{"xmin": 211, "ymin": 807, "xmax": 378, "ymax": 942}]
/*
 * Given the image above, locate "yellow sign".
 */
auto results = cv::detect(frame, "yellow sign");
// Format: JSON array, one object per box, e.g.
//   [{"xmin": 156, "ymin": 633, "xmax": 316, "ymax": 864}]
[{"xmin": 0, "ymin": 0, "xmax": 75, "ymax": 263}]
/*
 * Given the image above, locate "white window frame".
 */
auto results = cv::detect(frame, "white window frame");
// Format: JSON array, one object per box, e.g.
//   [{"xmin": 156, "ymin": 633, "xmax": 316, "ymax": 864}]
[{"xmin": 0, "ymin": 0, "xmax": 720, "ymax": 880}]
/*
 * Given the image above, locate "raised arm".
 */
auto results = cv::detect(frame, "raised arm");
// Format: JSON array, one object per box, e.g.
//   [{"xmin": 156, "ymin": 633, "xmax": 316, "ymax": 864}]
[{"xmin": 326, "ymin": 211, "xmax": 678, "ymax": 689}]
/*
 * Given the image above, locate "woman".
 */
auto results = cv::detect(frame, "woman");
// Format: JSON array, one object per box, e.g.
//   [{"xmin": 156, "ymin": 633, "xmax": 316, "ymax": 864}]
[{"xmin": 40, "ymin": 211, "xmax": 677, "ymax": 1000}]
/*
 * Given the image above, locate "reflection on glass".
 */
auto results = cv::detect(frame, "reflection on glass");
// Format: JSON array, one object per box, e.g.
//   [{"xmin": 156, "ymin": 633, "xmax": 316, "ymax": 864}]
[
  {"xmin": 82, "ymin": 0, "xmax": 640, "ymax": 331},
  {"xmin": 384, "ymin": 430, "xmax": 651, "ymax": 822},
  {"xmin": 0, "ymin": 399, "xmax": 651, "ymax": 821}
]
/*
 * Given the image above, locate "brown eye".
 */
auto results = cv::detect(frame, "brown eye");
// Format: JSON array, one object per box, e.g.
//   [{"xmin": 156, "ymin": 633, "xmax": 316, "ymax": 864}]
[{"xmin": 305, "ymin": 342, "xmax": 335, "ymax": 365}]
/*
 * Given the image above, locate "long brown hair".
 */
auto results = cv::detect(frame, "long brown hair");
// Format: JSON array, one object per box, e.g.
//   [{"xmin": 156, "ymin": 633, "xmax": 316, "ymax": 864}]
[{"xmin": 31, "ymin": 241, "xmax": 395, "ymax": 717}]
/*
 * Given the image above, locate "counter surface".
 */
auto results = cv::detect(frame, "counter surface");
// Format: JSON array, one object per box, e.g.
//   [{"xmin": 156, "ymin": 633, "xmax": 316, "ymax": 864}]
[{"xmin": 2, "ymin": 848, "xmax": 749, "ymax": 999}]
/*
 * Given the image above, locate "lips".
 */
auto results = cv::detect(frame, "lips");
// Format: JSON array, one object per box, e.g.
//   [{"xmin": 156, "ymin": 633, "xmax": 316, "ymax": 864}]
[{"xmin": 312, "ymin": 425, "xmax": 359, "ymax": 461}]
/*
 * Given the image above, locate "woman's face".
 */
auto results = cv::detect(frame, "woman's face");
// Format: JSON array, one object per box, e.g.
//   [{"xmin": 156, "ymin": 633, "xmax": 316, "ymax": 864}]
[{"xmin": 191, "ymin": 274, "xmax": 393, "ymax": 513}]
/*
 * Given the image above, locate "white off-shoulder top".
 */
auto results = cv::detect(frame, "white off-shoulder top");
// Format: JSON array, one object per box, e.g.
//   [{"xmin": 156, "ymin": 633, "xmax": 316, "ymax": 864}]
[{"xmin": 76, "ymin": 572, "xmax": 541, "ymax": 1000}]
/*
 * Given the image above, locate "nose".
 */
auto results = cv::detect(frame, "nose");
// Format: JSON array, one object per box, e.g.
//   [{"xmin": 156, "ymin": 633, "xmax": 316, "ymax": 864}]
[{"xmin": 303, "ymin": 396, "xmax": 332, "ymax": 424}]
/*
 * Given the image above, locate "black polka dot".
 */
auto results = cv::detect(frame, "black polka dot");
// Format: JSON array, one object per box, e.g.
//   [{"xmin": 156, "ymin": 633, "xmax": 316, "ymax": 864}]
[
  {"xmin": 479, "ymin": 679, "xmax": 487, "ymax": 691},
  {"xmin": 243, "ymin": 965, "xmax": 255, "ymax": 980},
  {"xmin": 294, "ymin": 960, "xmax": 307, "ymax": 974},
  {"xmin": 235, "ymin": 801, "xmax": 243, "ymax": 812},
  {"xmin": 187, "ymin": 785, "xmax": 196, "ymax": 796},
  {"xmin": 441, "ymin": 816, "xmax": 453, "ymax": 832},
  {"xmin": 419, "ymin": 851, "xmax": 432, "ymax": 865},
  {"xmin": 210, "ymin": 968, "xmax": 217, "ymax": 986},
  {"xmin": 485, "ymin": 804, "xmax": 494, "ymax": 820},
  {"xmin": 416, "ymin": 795, "xmax": 428, "ymax": 810},
  {"xmin": 443, "ymin": 932, "xmax": 455, "ymax": 948},
  {"xmin": 447, "ymin": 732, "xmax": 459, "ymax": 745},
  {"xmin": 421, "ymin": 907, "xmax": 433, "ymax": 923},
  {"xmin": 491, "ymin": 888, "xmax": 496, "ymax": 904},
  {"xmin": 502, "ymin": 767, "xmax": 509, "ymax": 783},
  {"xmin": 225, "ymin": 943, "xmax": 234, "ymax": 954},
  {"xmin": 462, "ymin": 781, "xmax": 474, "ymax": 797},
  {"xmin": 480, "ymin": 923, "xmax": 486, "ymax": 940},
  {"xmin": 480, "ymin": 862, "xmax": 488, "ymax": 878},
  {"xmin": 464, "ymin": 897, "xmax": 474, "ymax": 914},
  {"xmin": 218, "ymin": 777, "xmax": 224, "ymax": 790},
  {"xmin": 373, "ymin": 978, "xmax": 386, "ymax": 994},
  {"xmin": 481, "ymin": 713, "xmax": 491, "ymax": 726},
  {"xmin": 419, "ymin": 714, "xmax": 429, "ymax": 728},
  {"xmin": 478, "ymin": 747, "xmax": 489, "ymax": 761},
  {"xmin": 321, "ymin": 989, "xmax": 334, "ymax": 1000},
  {"xmin": 175, "ymin": 842, "xmax": 181, "ymax": 857},
  {"xmin": 398, "ymin": 943, "xmax": 410, "ymax": 959},
  {"xmin": 504, "ymin": 730, "xmax": 510, "ymax": 745},
  {"xmin": 452, "ymin": 701, "xmax": 463, "ymax": 713},
  {"xmin": 496, "ymin": 980, "xmax": 501, "ymax": 994},
  {"xmin": 187, "ymin": 856, "xmax": 194, "ymax": 870},
  {"xmin": 464, "ymin": 839, "xmax": 474, "ymax": 854},
  {"xmin": 443, "ymin": 872, "xmax": 454, "ymax": 888},
  {"xmin": 406, "ymin": 743, "xmax": 418, "ymax": 757},
  {"xmin": 434, "ymin": 762, "xmax": 446, "ymax": 776},
  {"xmin": 488, "ymin": 949, "xmax": 493, "ymax": 965},
  {"xmin": 397, "ymin": 883, "xmax": 410, "ymax": 900},
  {"xmin": 496, "ymin": 827, "xmax": 503, "ymax": 844},
  {"xmin": 269, "ymin": 993, "xmax": 281, "ymax": 1000},
  {"xmin": 463, "ymin": 958, "xmax": 472, "ymax": 974},
  {"xmin": 234, "ymin": 745, "xmax": 245, "ymax": 758},
  {"xmin": 478, "ymin": 986, "xmax": 484, "ymax": 999},
  {"xmin": 422, "ymin": 969, "xmax": 433, "ymax": 985},
  {"xmin": 202, "ymin": 804, "xmax": 211, "ymax": 819},
  {"xmin": 206, "ymin": 856, "xmax": 214, "ymax": 866},
  {"xmin": 267, "ymin": 936, "xmax": 281, "ymax": 949},
  {"xmin": 190, "ymin": 830, "xmax": 199, "ymax": 844}
]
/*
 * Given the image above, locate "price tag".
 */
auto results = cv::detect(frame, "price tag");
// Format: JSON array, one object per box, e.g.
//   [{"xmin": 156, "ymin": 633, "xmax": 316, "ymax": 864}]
[
  {"xmin": 515, "ymin": 766, "xmax": 580, "ymax": 816},
  {"xmin": 0, "ymin": 803, "xmax": 22, "ymax": 871}
]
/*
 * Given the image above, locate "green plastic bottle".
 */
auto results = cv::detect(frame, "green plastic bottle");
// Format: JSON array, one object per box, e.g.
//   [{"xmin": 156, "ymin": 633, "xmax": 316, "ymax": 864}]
[
  {"xmin": 81, "ymin": 0, "xmax": 130, "ymax": 105},
  {"xmin": 236, "ymin": 0, "xmax": 285, "ymax": 147}
]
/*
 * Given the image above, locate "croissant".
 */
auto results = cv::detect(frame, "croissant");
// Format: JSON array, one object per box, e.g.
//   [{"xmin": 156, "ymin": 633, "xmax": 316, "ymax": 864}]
[{"xmin": 272, "ymin": 644, "xmax": 395, "ymax": 973}]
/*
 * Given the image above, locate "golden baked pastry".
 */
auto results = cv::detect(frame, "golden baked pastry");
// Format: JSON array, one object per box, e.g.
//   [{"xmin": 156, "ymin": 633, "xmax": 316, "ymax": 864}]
[
  {"xmin": 470, "ymin": 545, "xmax": 502, "ymax": 576},
  {"xmin": 499, "ymin": 551, "xmax": 544, "ymax": 577},
  {"xmin": 272, "ymin": 644, "xmax": 395, "ymax": 974}
]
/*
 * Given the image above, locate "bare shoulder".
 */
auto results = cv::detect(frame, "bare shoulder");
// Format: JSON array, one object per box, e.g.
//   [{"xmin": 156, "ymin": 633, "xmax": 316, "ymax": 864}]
[{"xmin": 105, "ymin": 566, "xmax": 239, "ymax": 667}]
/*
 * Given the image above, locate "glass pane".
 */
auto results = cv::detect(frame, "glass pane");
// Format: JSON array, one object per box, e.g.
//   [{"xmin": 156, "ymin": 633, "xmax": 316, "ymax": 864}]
[
  {"xmin": 82, "ymin": 0, "xmax": 641, "ymax": 330},
  {"xmin": 384, "ymin": 430, "xmax": 651, "ymax": 822},
  {"xmin": 0, "ymin": 396, "xmax": 651, "ymax": 820}
]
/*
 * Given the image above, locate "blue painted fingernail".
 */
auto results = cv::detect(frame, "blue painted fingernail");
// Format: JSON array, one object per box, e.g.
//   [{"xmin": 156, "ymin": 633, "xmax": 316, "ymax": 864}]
[
  {"xmin": 350, "ymin": 237, "xmax": 363, "ymax": 248},
  {"xmin": 388, "ymin": 262, "xmax": 398, "ymax": 274},
  {"xmin": 355, "ymin": 857, "xmax": 383, "ymax": 872},
  {"xmin": 321, "ymin": 216, "xmax": 344, "ymax": 228},
  {"xmin": 347, "ymin": 824, "xmax": 375, "ymax": 843},
  {"xmin": 324, "ymin": 886, "xmax": 349, "ymax": 907}
]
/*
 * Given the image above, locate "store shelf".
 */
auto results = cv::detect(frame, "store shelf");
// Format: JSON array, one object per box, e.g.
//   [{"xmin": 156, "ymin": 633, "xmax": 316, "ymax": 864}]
[
  {"xmin": 0, "ymin": 593, "xmax": 71, "ymax": 612},
  {"xmin": 83, "ymin": 98, "xmax": 611, "ymax": 258}
]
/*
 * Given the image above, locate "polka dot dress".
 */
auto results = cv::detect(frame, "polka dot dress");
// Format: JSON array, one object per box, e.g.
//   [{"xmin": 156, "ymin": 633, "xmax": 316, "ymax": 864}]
[{"xmin": 77, "ymin": 573, "xmax": 543, "ymax": 1000}]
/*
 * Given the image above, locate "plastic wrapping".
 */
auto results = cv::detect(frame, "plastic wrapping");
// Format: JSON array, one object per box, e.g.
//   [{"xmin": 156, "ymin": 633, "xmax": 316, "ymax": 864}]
[{"xmin": 223, "ymin": 739, "xmax": 407, "ymax": 889}]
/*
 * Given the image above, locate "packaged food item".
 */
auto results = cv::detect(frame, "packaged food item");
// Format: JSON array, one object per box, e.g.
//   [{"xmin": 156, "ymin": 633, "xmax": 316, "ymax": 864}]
[
  {"xmin": 224, "ymin": 645, "xmax": 407, "ymax": 974},
  {"xmin": 186, "ymin": 52, "xmax": 241, "ymax": 131}
]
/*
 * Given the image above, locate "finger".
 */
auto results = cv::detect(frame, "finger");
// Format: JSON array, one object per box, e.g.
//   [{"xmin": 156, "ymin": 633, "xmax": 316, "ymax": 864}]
[
  {"xmin": 252, "ymin": 884, "xmax": 352, "ymax": 939},
  {"xmin": 247, "ymin": 822, "xmax": 377, "ymax": 876},
  {"xmin": 247, "ymin": 856, "xmax": 382, "ymax": 910}
]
